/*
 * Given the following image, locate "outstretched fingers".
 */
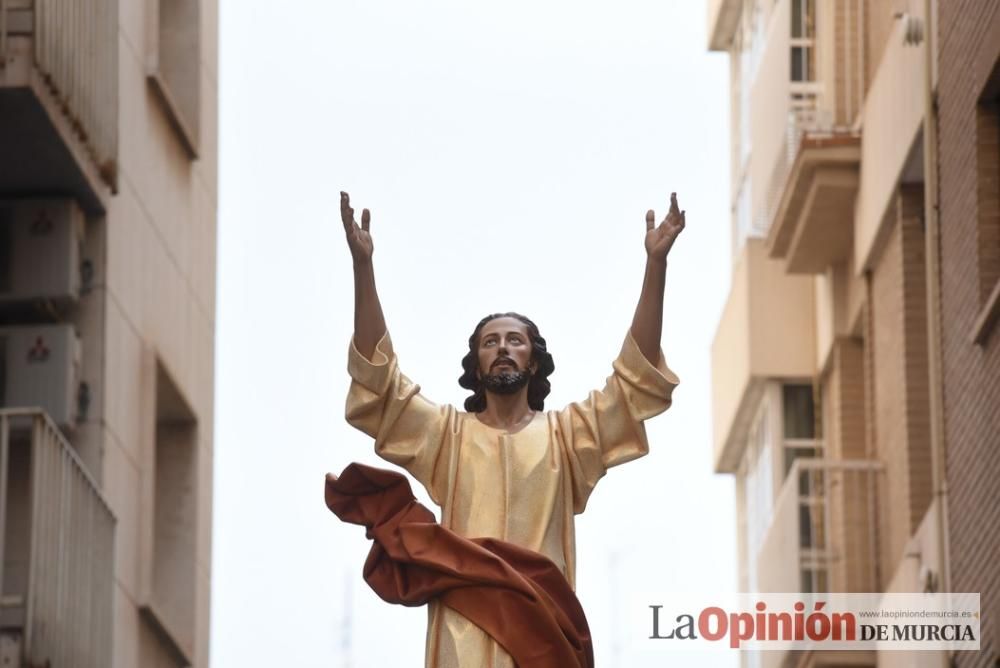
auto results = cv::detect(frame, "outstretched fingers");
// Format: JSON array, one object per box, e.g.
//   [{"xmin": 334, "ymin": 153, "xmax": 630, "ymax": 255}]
[
  {"xmin": 361, "ymin": 208, "xmax": 370, "ymax": 232},
  {"xmin": 340, "ymin": 191, "xmax": 356, "ymax": 232},
  {"xmin": 646, "ymin": 209, "xmax": 655, "ymax": 232},
  {"xmin": 668, "ymin": 192, "xmax": 680, "ymax": 218}
]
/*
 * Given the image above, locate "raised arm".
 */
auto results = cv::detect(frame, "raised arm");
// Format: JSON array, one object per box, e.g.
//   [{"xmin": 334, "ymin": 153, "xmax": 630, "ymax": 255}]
[
  {"xmin": 630, "ymin": 192, "xmax": 686, "ymax": 364},
  {"xmin": 341, "ymin": 191, "xmax": 386, "ymax": 360}
]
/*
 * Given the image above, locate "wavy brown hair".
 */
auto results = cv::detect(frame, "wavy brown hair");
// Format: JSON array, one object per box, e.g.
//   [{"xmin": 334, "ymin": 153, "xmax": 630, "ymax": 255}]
[{"xmin": 458, "ymin": 312, "xmax": 555, "ymax": 413}]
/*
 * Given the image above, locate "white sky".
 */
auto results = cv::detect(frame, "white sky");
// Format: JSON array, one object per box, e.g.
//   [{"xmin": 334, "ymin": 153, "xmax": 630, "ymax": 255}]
[{"xmin": 213, "ymin": 0, "xmax": 737, "ymax": 665}]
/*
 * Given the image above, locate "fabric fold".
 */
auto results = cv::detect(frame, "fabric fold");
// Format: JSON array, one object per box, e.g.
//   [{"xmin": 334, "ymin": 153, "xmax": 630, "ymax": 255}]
[{"xmin": 325, "ymin": 463, "xmax": 594, "ymax": 668}]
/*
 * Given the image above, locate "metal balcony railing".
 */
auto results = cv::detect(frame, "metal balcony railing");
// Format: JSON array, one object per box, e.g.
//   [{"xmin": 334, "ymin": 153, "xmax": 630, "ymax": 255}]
[
  {"xmin": 758, "ymin": 458, "xmax": 882, "ymax": 595},
  {"xmin": 0, "ymin": 0, "xmax": 119, "ymax": 187},
  {"xmin": 753, "ymin": 85, "xmax": 833, "ymax": 235},
  {"xmin": 0, "ymin": 408, "xmax": 115, "ymax": 668}
]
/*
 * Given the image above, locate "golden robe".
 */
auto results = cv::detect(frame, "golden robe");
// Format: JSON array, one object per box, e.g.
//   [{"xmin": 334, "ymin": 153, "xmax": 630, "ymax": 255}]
[{"xmin": 346, "ymin": 331, "xmax": 679, "ymax": 668}]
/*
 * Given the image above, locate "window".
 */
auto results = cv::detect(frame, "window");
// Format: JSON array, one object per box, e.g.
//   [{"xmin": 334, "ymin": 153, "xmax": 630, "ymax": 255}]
[
  {"xmin": 140, "ymin": 358, "xmax": 198, "ymax": 665},
  {"xmin": 790, "ymin": 0, "xmax": 815, "ymax": 82},
  {"xmin": 781, "ymin": 383, "xmax": 820, "ymax": 481},
  {"xmin": 782, "ymin": 382, "xmax": 827, "ymax": 593},
  {"xmin": 972, "ymin": 58, "xmax": 1000, "ymax": 344},
  {"xmin": 148, "ymin": 0, "xmax": 202, "ymax": 157},
  {"xmin": 801, "ymin": 567, "xmax": 828, "ymax": 593},
  {"xmin": 742, "ymin": 400, "xmax": 773, "ymax": 592}
]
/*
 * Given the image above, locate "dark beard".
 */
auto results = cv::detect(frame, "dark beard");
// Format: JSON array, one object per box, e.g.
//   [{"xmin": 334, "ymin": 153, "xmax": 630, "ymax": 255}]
[{"xmin": 481, "ymin": 368, "xmax": 532, "ymax": 395}]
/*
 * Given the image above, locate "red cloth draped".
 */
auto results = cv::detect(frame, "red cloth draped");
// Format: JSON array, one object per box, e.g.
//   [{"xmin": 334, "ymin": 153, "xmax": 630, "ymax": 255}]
[{"xmin": 325, "ymin": 463, "xmax": 594, "ymax": 668}]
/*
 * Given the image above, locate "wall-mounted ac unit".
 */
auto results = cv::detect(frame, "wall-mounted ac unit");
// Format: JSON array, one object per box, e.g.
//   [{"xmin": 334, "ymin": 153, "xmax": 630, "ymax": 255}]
[
  {"xmin": 0, "ymin": 324, "xmax": 82, "ymax": 428},
  {"xmin": 0, "ymin": 199, "xmax": 84, "ymax": 306}
]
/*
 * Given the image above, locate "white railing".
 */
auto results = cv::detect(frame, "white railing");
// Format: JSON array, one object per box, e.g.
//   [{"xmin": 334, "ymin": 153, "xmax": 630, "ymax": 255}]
[
  {"xmin": 0, "ymin": 408, "xmax": 115, "ymax": 668},
  {"xmin": 0, "ymin": 0, "xmax": 118, "ymax": 187},
  {"xmin": 752, "ymin": 84, "xmax": 836, "ymax": 236},
  {"xmin": 759, "ymin": 458, "xmax": 882, "ymax": 595}
]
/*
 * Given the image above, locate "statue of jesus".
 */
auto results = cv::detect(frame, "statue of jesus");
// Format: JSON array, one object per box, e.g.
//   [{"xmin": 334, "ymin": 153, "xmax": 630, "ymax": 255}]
[{"xmin": 340, "ymin": 190, "xmax": 684, "ymax": 667}]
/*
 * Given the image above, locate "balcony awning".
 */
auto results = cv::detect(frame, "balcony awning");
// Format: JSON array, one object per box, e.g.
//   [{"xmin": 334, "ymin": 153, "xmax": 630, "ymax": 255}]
[
  {"xmin": 766, "ymin": 136, "xmax": 861, "ymax": 275},
  {"xmin": 0, "ymin": 87, "xmax": 108, "ymax": 215},
  {"xmin": 707, "ymin": 0, "xmax": 742, "ymax": 51}
]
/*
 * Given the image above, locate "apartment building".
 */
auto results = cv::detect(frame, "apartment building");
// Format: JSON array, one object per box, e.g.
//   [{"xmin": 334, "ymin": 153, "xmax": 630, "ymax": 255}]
[
  {"xmin": 936, "ymin": 1, "xmax": 1000, "ymax": 665},
  {"xmin": 708, "ymin": 0, "xmax": 998, "ymax": 666},
  {"xmin": 0, "ymin": 1, "xmax": 217, "ymax": 666}
]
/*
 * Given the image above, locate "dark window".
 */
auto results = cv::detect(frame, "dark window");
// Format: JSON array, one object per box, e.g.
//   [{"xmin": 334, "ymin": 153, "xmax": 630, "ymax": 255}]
[
  {"xmin": 788, "ymin": 448, "xmax": 819, "ymax": 485},
  {"xmin": 791, "ymin": 0, "xmax": 814, "ymax": 38},
  {"xmin": 801, "ymin": 568, "xmax": 828, "ymax": 593},
  {"xmin": 790, "ymin": 0, "xmax": 815, "ymax": 82},
  {"xmin": 149, "ymin": 0, "xmax": 202, "ymax": 156},
  {"xmin": 783, "ymin": 384, "xmax": 815, "ymax": 438},
  {"xmin": 972, "ymin": 56, "xmax": 1000, "ymax": 344},
  {"xmin": 0, "ymin": 207, "xmax": 11, "ymax": 293}
]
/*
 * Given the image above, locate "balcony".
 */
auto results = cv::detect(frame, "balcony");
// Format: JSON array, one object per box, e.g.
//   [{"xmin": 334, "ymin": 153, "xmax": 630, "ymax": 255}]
[
  {"xmin": 711, "ymin": 239, "xmax": 816, "ymax": 472},
  {"xmin": 706, "ymin": 0, "xmax": 741, "ymax": 51},
  {"xmin": 750, "ymin": 0, "xmax": 863, "ymax": 255},
  {"xmin": 757, "ymin": 458, "xmax": 882, "ymax": 593},
  {"xmin": 0, "ymin": 0, "xmax": 118, "ymax": 214},
  {"xmin": 765, "ymin": 115, "xmax": 861, "ymax": 274},
  {"xmin": 0, "ymin": 408, "xmax": 115, "ymax": 668},
  {"xmin": 754, "ymin": 459, "xmax": 881, "ymax": 667}
]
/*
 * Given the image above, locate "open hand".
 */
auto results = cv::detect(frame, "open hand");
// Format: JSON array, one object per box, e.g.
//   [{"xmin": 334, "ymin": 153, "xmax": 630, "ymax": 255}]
[
  {"xmin": 644, "ymin": 192, "xmax": 686, "ymax": 262},
  {"xmin": 340, "ymin": 191, "xmax": 373, "ymax": 263}
]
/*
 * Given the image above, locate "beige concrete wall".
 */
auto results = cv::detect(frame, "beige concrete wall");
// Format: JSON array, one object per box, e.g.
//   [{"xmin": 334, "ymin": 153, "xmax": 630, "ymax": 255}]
[
  {"xmin": 712, "ymin": 239, "xmax": 816, "ymax": 470},
  {"xmin": 853, "ymin": 6, "xmax": 925, "ymax": 273},
  {"xmin": 815, "ymin": 261, "xmax": 852, "ymax": 372},
  {"xmin": 756, "ymin": 467, "xmax": 800, "ymax": 594},
  {"xmin": 816, "ymin": 274, "xmax": 834, "ymax": 371},
  {"xmin": 876, "ymin": 501, "xmax": 947, "ymax": 668},
  {"xmin": 707, "ymin": 0, "xmax": 742, "ymax": 51},
  {"xmin": 864, "ymin": 0, "xmax": 921, "ymax": 100},
  {"xmin": 749, "ymin": 0, "xmax": 791, "ymax": 230},
  {"xmin": 845, "ymin": 252, "xmax": 867, "ymax": 335},
  {"xmin": 817, "ymin": 259, "xmax": 867, "ymax": 371},
  {"xmin": 747, "ymin": 241, "xmax": 817, "ymax": 381},
  {"xmin": 712, "ymin": 240, "xmax": 753, "ymax": 468},
  {"xmin": 99, "ymin": 1, "xmax": 217, "ymax": 666}
]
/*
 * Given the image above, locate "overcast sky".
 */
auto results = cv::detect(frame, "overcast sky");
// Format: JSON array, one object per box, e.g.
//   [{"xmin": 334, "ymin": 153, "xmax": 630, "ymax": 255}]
[{"xmin": 213, "ymin": 0, "xmax": 737, "ymax": 665}]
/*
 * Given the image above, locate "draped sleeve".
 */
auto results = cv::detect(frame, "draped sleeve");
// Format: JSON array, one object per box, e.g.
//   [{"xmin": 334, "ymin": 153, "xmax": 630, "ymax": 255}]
[
  {"xmin": 345, "ymin": 332, "xmax": 455, "ymax": 506},
  {"xmin": 555, "ymin": 331, "xmax": 680, "ymax": 514}
]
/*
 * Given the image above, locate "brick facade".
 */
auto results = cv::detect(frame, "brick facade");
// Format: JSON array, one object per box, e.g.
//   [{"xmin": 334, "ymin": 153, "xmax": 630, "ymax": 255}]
[
  {"xmin": 937, "ymin": 1, "xmax": 1000, "ymax": 665},
  {"xmin": 712, "ymin": 1, "xmax": 1000, "ymax": 663},
  {"xmin": 823, "ymin": 338, "xmax": 878, "ymax": 592},
  {"xmin": 867, "ymin": 186, "xmax": 933, "ymax": 582}
]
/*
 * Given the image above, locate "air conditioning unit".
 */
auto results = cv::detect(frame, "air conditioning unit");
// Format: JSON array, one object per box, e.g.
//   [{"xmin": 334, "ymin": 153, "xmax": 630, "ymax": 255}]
[
  {"xmin": 0, "ymin": 324, "xmax": 82, "ymax": 428},
  {"xmin": 0, "ymin": 199, "xmax": 84, "ymax": 306}
]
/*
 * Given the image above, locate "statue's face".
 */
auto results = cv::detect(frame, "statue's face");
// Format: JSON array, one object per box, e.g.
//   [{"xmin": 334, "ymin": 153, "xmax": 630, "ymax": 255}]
[{"xmin": 476, "ymin": 317, "xmax": 536, "ymax": 383}]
